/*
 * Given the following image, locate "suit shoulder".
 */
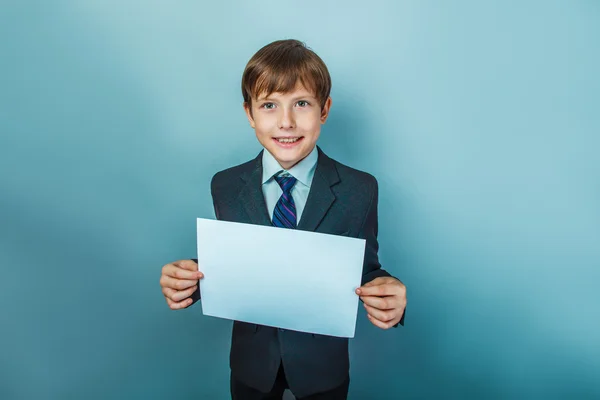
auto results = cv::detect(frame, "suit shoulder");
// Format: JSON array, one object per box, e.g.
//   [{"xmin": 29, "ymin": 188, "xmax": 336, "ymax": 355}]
[
  {"xmin": 211, "ymin": 158, "xmax": 255, "ymax": 190},
  {"xmin": 330, "ymin": 158, "xmax": 378, "ymax": 192}
]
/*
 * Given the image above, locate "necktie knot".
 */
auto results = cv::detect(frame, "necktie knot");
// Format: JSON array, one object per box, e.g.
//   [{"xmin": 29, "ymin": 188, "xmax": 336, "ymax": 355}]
[
  {"xmin": 274, "ymin": 172, "xmax": 297, "ymax": 194},
  {"xmin": 272, "ymin": 171, "xmax": 297, "ymax": 229}
]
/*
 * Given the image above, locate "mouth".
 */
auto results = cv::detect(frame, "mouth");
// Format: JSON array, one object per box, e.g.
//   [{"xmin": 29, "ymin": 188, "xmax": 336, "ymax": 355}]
[{"xmin": 272, "ymin": 136, "xmax": 304, "ymax": 148}]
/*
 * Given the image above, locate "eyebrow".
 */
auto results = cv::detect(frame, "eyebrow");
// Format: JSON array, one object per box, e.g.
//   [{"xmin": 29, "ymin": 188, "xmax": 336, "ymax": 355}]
[
  {"xmin": 257, "ymin": 94, "xmax": 316, "ymax": 102},
  {"xmin": 291, "ymin": 95, "xmax": 316, "ymax": 101}
]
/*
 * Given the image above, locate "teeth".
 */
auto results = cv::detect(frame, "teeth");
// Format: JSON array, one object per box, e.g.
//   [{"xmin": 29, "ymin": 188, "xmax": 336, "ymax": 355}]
[{"xmin": 277, "ymin": 137, "xmax": 300, "ymax": 143}]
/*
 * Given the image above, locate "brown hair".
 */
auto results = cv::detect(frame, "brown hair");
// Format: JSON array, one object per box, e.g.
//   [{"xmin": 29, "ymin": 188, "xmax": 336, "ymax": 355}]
[{"xmin": 241, "ymin": 39, "xmax": 332, "ymax": 110}]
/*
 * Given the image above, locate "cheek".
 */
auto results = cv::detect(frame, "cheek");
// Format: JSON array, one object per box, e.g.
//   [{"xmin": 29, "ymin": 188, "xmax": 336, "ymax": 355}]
[
  {"xmin": 304, "ymin": 122, "xmax": 322, "ymax": 139},
  {"xmin": 252, "ymin": 122, "xmax": 267, "ymax": 137},
  {"xmin": 254, "ymin": 116, "xmax": 276, "ymax": 135},
  {"xmin": 297, "ymin": 114, "xmax": 322, "ymax": 135}
]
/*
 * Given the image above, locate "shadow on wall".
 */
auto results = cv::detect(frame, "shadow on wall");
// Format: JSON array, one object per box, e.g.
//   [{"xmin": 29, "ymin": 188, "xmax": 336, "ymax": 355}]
[
  {"xmin": 316, "ymin": 91, "xmax": 519, "ymax": 398},
  {"xmin": 322, "ymin": 98, "xmax": 600, "ymax": 397},
  {"xmin": 0, "ymin": 9, "xmax": 227, "ymax": 393}
]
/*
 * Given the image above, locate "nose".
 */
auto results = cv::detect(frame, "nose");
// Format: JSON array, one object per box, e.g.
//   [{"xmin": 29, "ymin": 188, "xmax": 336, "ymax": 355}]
[{"xmin": 278, "ymin": 107, "xmax": 295, "ymax": 130}]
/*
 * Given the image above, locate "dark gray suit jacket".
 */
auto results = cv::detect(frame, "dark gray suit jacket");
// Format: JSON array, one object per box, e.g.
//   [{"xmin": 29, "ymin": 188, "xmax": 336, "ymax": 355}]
[{"xmin": 193, "ymin": 146, "xmax": 404, "ymax": 397}]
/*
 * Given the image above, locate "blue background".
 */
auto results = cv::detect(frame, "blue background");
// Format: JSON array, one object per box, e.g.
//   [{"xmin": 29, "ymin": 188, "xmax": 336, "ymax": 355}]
[{"xmin": 1, "ymin": 1, "xmax": 598, "ymax": 399}]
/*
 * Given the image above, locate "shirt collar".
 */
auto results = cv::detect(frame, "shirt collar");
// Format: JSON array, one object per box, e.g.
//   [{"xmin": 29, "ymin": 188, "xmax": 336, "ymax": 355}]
[{"xmin": 261, "ymin": 146, "xmax": 319, "ymax": 187}]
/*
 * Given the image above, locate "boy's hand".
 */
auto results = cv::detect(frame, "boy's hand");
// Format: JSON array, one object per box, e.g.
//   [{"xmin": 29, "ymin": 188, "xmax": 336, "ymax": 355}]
[
  {"xmin": 356, "ymin": 277, "xmax": 406, "ymax": 329},
  {"xmin": 160, "ymin": 260, "xmax": 203, "ymax": 310}
]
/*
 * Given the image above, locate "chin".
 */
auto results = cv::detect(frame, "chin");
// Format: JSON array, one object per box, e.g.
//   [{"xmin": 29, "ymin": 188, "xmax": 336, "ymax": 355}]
[{"xmin": 270, "ymin": 148, "xmax": 308, "ymax": 169}]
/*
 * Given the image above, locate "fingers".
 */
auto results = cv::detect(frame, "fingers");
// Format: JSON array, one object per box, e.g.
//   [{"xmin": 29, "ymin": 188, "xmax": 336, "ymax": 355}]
[
  {"xmin": 361, "ymin": 277, "xmax": 387, "ymax": 287},
  {"xmin": 162, "ymin": 284, "xmax": 197, "ymax": 310},
  {"xmin": 163, "ymin": 285, "xmax": 198, "ymax": 303},
  {"xmin": 160, "ymin": 275, "xmax": 198, "ymax": 291},
  {"xmin": 360, "ymin": 295, "xmax": 395, "ymax": 310},
  {"xmin": 358, "ymin": 279, "xmax": 406, "ymax": 330},
  {"xmin": 166, "ymin": 296, "xmax": 194, "ymax": 310},
  {"xmin": 174, "ymin": 259, "xmax": 200, "ymax": 272},
  {"xmin": 160, "ymin": 260, "xmax": 204, "ymax": 310},
  {"xmin": 364, "ymin": 303, "xmax": 396, "ymax": 323},
  {"xmin": 356, "ymin": 283, "xmax": 397, "ymax": 297},
  {"xmin": 162, "ymin": 263, "xmax": 203, "ymax": 281},
  {"xmin": 367, "ymin": 313, "xmax": 397, "ymax": 330}
]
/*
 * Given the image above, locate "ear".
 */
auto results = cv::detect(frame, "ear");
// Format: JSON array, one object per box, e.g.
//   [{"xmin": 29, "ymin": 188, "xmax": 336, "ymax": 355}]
[
  {"xmin": 243, "ymin": 102, "xmax": 256, "ymax": 129},
  {"xmin": 320, "ymin": 96, "xmax": 332, "ymax": 124}
]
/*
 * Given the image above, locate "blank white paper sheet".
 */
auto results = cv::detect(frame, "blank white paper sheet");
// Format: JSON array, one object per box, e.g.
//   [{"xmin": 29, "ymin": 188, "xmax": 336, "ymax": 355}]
[{"xmin": 196, "ymin": 218, "xmax": 366, "ymax": 338}]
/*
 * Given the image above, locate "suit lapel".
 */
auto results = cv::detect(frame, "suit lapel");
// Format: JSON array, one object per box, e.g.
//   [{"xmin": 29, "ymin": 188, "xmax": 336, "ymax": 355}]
[
  {"xmin": 238, "ymin": 151, "xmax": 272, "ymax": 226},
  {"xmin": 297, "ymin": 147, "xmax": 340, "ymax": 232},
  {"xmin": 237, "ymin": 147, "xmax": 341, "ymax": 231}
]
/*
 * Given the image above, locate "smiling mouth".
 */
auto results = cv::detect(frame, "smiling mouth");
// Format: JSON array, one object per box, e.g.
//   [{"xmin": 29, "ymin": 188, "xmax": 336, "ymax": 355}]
[{"xmin": 274, "ymin": 137, "xmax": 303, "ymax": 144}]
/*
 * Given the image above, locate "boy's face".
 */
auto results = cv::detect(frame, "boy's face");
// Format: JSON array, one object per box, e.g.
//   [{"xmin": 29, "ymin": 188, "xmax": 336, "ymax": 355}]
[{"xmin": 244, "ymin": 84, "xmax": 332, "ymax": 170}]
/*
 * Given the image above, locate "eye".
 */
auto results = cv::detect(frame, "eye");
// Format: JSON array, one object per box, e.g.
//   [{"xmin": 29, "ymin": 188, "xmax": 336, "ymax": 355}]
[
  {"xmin": 296, "ymin": 100, "xmax": 309, "ymax": 107},
  {"xmin": 261, "ymin": 102, "xmax": 275, "ymax": 110}
]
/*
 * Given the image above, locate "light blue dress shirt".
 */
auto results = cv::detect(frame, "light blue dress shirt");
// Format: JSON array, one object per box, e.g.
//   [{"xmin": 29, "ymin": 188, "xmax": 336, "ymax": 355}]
[{"xmin": 261, "ymin": 146, "xmax": 318, "ymax": 224}]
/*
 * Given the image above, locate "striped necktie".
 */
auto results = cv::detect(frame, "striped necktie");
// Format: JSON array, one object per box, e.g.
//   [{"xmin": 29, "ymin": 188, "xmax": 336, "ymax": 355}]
[{"xmin": 272, "ymin": 172, "xmax": 297, "ymax": 229}]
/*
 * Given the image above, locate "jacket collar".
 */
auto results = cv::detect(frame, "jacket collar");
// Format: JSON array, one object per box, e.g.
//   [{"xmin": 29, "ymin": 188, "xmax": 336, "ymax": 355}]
[{"xmin": 238, "ymin": 146, "xmax": 340, "ymax": 231}]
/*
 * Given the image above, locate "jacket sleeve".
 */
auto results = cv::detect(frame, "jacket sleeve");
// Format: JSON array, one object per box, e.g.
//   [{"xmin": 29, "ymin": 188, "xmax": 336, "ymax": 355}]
[
  {"xmin": 189, "ymin": 258, "xmax": 200, "ymax": 305},
  {"xmin": 190, "ymin": 174, "xmax": 221, "ymax": 305},
  {"xmin": 358, "ymin": 176, "xmax": 405, "ymax": 327}
]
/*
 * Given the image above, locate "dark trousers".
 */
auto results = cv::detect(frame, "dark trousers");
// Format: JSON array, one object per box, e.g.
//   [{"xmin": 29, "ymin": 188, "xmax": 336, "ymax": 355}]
[{"xmin": 230, "ymin": 362, "xmax": 349, "ymax": 400}]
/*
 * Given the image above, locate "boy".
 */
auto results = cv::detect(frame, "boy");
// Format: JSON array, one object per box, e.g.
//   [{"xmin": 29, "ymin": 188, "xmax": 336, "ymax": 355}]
[{"xmin": 159, "ymin": 39, "xmax": 407, "ymax": 400}]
